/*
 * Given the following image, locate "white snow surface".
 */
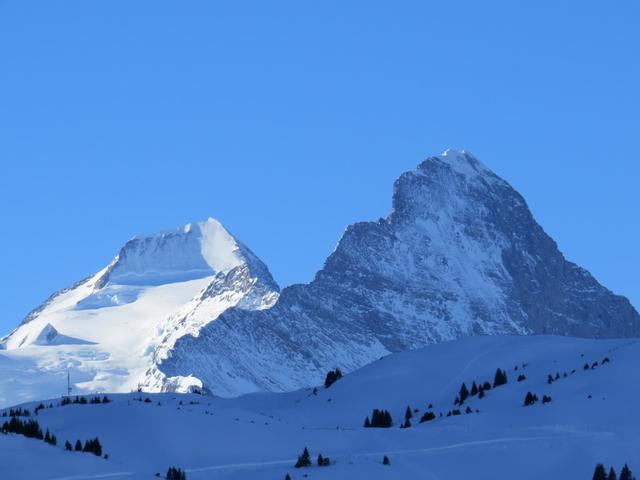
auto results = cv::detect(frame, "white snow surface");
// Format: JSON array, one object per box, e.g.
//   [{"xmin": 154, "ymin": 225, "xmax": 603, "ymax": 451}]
[
  {"xmin": 1, "ymin": 335, "xmax": 639, "ymax": 479},
  {"xmin": 0, "ymin": 219, "xmax": 279, "ymax": 407}
]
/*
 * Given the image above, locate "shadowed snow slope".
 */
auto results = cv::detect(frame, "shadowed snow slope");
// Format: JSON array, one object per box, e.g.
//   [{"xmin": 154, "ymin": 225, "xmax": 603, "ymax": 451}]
[
  {"xmin": 2, "ymin": 335, "xmax": 639, "ymax": 479},
  {"xmin": 160, "ymin": 150, "xmax": 639, "ymax": 396},
  {"xmin": 0, "ymin": 218, "xmax": 279, "ymax": 407}
]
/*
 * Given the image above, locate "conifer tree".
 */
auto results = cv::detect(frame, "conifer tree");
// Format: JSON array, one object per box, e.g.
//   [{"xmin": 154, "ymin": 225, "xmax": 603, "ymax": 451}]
[
  {"xmin": 620, "ymin": 464, "xmax": 634, "ymax": 480},
  {"xmin": 405, "ymin": 406, "xmax": 413, "ymax": 421},
  {"xmin": 364, "ymin": 416, "xmax": 371, "ymax": 428},
  {"xmin": 523, "ymin": 392, "xmax": 538, "ymax": 406},
  {"xmin": 470, "ymin": 382, "xmax": 478, "ymax": 396},
  {"xmin": 383, "ymin": 455, "xmax": 390, "ymax": 465},
  {"xmin": 593, "ymin": 464, "xmax": 607, "ymax": 480},
  {"xmin": 65, "ymin": 440, "xmax": 73, "ymax": 451},
  {"xmin": 285, "ymin": 474, "xmax": 292, "ymax": 480},
  {"xmin": 609, "ymin": 467, "xmax": 618, "ymax": 480},
  {"xmin": 294, "ymin": 447, "xmax": 312, "ymax": 468},
  {"xmin": 75, "ymin": 439, "xmax": 82, "ymax": 451},
  {"xmin": 324, "ymin": 368, "xmax": 343, "ymax": 388},
  {"xmin": 493, "ymin": 368, "xmax": 507, "ymax": 387},
  {"xmin": 459, "ymin": 383, "xmax": 470, "ymax": 403}
]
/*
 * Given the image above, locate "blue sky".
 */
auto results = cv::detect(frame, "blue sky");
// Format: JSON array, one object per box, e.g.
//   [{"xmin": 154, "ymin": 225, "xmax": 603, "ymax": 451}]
[{"xmin": 1, "ymin": 1, "xmax": 638, "ymax": 334}]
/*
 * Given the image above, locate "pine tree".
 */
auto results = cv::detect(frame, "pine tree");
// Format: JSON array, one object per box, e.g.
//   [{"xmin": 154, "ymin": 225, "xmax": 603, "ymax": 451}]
[
  {"xmin": 404, "ymin": 406, "xmax": 413, "ymax": 421},
  {"xmin": 608, "ymin": 467, "xmax": 618, "ymax": 480},
  {"xmin": 459, "ymin": 383, "xmax": 470, "ymax": 403},
  {"xmin": 620, "ymin": 464, "xmax": 634, "ymax": 480},
  {"xmin": 593, "ymin": 464, "xmax": 607, "ymax": 480},
  {"xmin": 324, "ymin": 368, "xmax": 343, "ymax": 388},
  {"xmin": 523, "ymin": 392, "xmax": 538, "ymax": 406},
  {"xmin": 285, "ymin": 474, "xmax": 292, "ymax": 480},
  {"xmin": 478, "ymin": 389, "xmax": 485, "ymax": 399},
  {"xmin": 493, "ymin": 368, "xmax": 507, "ymax": 387},
  {"xmin": 65, "ymin": 440, "xmax": 73, "ymax": 451},
  {"xmin": 294, "ymin": 447, "xmax": 312, "ymax": 468},
  {"xmin": 364, "ymin": 416, "xmax": 371, "ymax": 428},
  {"xmin": 470, "ymin": 382, "xmax": 478, "ymax": 396},
  {"xmin": 383, "ymin": 455, "xmax": 390, "ymax": 465},
  {"xmin": 75, "ymin": 439, "xmax": 82, "ymax": 451}
]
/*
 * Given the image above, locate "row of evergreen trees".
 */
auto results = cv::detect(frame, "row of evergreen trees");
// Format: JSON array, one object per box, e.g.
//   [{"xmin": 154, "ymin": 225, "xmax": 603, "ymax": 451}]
[
  {"xmin": 592, "ymin": 463, "xmax": 635, "ymax": 480},
  {"xmin": 1, "ymin": 417, "xmax": 43, "ymax": 439},
  {"xmin": 3, "ymin": 407, "xmax": 32, "ymax": 417},
  {"xmin": 453, "ymin": 368, "xmax": 509, "ymax": 405},
  {"xmin": 523, "ymin": 392, "xmax": 552, "ymax": 406},
  {"xmin": 44, "ymin": 429, "xmax": 57, "ymax": 445},
  {"xmin": 293, "ymin": 447, "xmax": 331, "ymax": 468},
  {"xmin": 166, "ymin": 466, "xmax": 187, "ymax": 480},
  {"xmin": 61, "ymin": 395, "xmax": 111, "ymax": 406},
  {"xmin": 364, "ymin": 409, "xmax": 393, "ymax": 428},
  {"xmin": 64, "ymin": 438, "xmax": 103, "ymax": 456}
]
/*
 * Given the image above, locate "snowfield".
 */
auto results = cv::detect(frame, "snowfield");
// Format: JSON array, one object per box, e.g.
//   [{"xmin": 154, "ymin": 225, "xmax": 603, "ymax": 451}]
[
  {"xmin": 0, "ymin": 218, "xmax": 279, "ymax": 406},
  {"xmin": 2, "ymin": 334, "xmax": 639, "ymax": 479}
]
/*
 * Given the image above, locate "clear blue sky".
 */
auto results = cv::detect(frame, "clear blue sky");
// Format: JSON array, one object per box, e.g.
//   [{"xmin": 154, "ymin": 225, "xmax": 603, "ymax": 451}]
[{"xmin": 1, "ymin": 1, "xmax": 638, "ymax": 335}]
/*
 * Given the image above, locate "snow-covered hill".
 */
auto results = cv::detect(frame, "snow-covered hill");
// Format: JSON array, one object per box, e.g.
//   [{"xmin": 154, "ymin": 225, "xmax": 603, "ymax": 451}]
[
  {"xmin": 2, "ymin": 335, "xmax": 639, "ymax": 479},
  {"xmin": 161, "ymin": 150, "xmax": 640, "ymax": 396},
  {"xmin": 0, "ymin": 218, "xmax": 279, "ymax": 407}
]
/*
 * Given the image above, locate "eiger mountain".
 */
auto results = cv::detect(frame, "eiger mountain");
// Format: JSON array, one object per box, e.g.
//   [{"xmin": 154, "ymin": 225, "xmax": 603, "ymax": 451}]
[{"xmin": 0, "ymin": 150, "xmax": 637, "ymax": 405}]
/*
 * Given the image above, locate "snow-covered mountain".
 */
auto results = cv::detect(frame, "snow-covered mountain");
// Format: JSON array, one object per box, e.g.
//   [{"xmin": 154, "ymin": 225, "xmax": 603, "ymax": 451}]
[
  {"xmin": 159, "ymin": 150, "xmax": 640, "ymax": 396},
  {"xmin": 3, "ymin": 334, "xmax": 639, "ymax": 479},
  {"xmin": 0, "ymin": 149, "xmax": 637, "ymax": 406},
  {"xmin": 0, "ymin": 218, "xmax": 279, "ymax": 406}
]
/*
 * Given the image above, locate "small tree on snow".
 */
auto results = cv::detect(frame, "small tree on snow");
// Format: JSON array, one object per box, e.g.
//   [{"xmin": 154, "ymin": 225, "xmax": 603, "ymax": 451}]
[{"xmin": 294, "ymin": 447, "xmax": 311, "ymax": 468}]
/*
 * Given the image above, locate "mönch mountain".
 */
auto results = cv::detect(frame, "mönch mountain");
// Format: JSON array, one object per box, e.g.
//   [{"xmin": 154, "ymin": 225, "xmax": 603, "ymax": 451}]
[{"xmin": 1, "ymin": 149, "xmax": 637, "ymax": 405}]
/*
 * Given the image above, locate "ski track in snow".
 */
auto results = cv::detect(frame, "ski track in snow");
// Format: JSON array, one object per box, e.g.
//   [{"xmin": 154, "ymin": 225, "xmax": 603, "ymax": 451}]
[
  {"xmin": 183, "ymin": 431, "xmax": 599, "ymax": 475},
  {"xmin": 439, "ymin": 336, "xmax": 514, "ymax": 397},
  {"xmin": 49, "ymin": 473, "xmax": 134, "ymax": 480}
]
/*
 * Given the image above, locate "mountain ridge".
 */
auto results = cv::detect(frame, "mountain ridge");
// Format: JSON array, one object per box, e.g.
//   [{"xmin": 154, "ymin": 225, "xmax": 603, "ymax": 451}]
[
  {"xmin": 158, "ymin": 149, "xmax": 639, "ymax": 396},
  {"xmin": 0, "ymin": 149, "xmax": 637, "ymax": 405}
]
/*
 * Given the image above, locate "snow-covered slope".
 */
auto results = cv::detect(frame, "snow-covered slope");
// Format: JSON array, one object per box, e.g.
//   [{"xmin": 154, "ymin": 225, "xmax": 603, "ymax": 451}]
[
  {"xmin": 2, "ymin": 335, "xmax": 639, "ymax": 479},
  {"xmin": 161, "ymin": 150, "xmax": 640, "ymax": 396},
  {"xmin": 0, "ymin": 218, "xmax": 279, "ymax": 407}
]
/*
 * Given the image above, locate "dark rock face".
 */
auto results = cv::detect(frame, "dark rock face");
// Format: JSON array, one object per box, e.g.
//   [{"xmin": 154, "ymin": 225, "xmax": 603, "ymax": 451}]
[{"xmin": 160, "ymin": 150, "xmax": 639, "ymax": 396}]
